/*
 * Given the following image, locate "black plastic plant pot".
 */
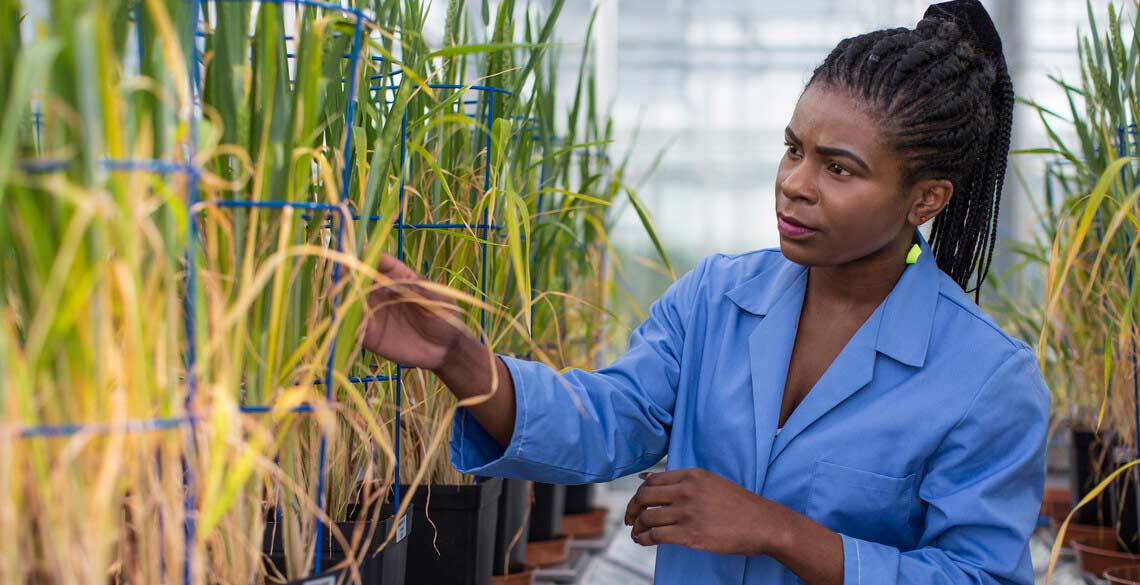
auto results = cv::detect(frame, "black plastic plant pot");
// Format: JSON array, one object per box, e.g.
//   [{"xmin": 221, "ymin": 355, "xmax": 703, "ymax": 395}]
[
  {"xmin": 264, "ymin": 508, "xmax": 412, "ymax": 585},
  {"xmin": 494, "ymin": 478, "xmax": 531, "ymax": 575},
  {"xmin": 528, "ymin": 482, "xmax": 565, "ymax": 542},
  {"xmin": 1071, "ymin": 428, "xmax": 1116, "ymax": 526},
  {"xmin": 403, "ymin": 477, "xmax": 503, "ymax": 585},
  {"xmin": 563, "ymin": 484, "xmax": 596, "ymax": 516},
  {"xmin": 1118, "ymin": 455, "xmax": 1140, "ymax": 553}
]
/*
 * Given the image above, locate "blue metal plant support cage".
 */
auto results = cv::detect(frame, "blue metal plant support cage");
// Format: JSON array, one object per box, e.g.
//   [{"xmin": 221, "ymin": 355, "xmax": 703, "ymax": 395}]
[{"xmin": 14, "ymin": 1, "xmax": 527, "ymax": 582}]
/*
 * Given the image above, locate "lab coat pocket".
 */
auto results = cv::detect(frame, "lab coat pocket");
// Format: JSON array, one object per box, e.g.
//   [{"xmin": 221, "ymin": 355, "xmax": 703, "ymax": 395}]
[{"xmin": 806, "ymin": 460, "xmax": 916, "ymax": 547}]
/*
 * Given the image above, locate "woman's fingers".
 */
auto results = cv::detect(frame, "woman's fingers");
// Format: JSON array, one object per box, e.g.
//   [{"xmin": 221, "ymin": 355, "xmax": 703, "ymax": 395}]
[
  {"xmin": 369, "ymin": 261, "xmax": 432, "ymax": 307},
  {"xmin": 632, "ymin": 525, "xmax": 683, "ymax": 547},
  {"xmin": 640, "ymin": 469, "xmax": 696, "ymax": 486},
  {"xmin": 624, "ymin": 484, "xmax": 682, "ymax": 526},
  {"xmin": 376, "ymin": 253, "xmax": 418, "ymax": 280},
  {"xmin": 373, "ymin": 254, "xmax": 457, "ymax": 307},
  {"xmin": 631, "ymin": 505, "xmax": 681, "ymax": 537}
]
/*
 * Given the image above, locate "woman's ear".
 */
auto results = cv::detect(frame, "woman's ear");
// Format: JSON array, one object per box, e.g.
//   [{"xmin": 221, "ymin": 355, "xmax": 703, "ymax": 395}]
[{"xmin": 908, "ymin": 179, "xmax": 954, "ymax": 226}]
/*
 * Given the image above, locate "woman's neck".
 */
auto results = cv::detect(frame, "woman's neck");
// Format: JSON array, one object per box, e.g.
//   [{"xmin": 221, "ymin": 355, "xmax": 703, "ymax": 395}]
[{"xmin": 805, "ymin": 237, "xmax": 912, "ymax": 310}]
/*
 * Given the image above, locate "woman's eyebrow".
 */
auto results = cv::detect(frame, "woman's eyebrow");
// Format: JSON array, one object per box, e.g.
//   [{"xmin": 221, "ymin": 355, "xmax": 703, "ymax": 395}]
[
  {"xmin": 785, "ymin": 126, "xmax": 871, "ymax": 173},
  {"xmin": 816, "ymin": 145, "xmax": 871, "ymax": 173}
]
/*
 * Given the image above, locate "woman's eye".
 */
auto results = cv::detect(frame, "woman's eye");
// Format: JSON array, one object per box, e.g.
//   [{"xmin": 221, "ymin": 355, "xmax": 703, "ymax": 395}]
[{"xmin": 827, "ymin": 162, "xmax": 852, "ymax": 176}]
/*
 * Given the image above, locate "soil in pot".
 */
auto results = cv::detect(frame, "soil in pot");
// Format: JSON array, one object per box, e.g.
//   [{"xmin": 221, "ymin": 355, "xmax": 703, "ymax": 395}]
[{"xmin": 402, "ymin": 477, "xmax": 502, "ymax": 585}]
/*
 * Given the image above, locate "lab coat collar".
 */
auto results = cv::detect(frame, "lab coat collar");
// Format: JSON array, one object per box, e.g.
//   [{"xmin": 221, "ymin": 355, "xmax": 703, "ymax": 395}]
[
  {"xmin": 875, "ymin": 234, "xmax": 939, "ymax": 368},
  {"xmin": 725, "ymin": 232, "xmax": 940, "ymax": 368}
]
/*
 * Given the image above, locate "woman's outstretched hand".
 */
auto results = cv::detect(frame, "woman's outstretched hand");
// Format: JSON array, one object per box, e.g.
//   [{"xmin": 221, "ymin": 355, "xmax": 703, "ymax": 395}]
[
  {"xmin": 360, "ymin": 253, "xmax": 518, "ymax": 447},
  {"xmin": 360, "ymin": 253, "xmax": 469, "ymax": 371}
]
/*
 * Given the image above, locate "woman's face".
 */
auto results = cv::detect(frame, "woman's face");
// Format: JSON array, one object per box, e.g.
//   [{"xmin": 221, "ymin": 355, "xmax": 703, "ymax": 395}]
[{"xmin": 774, "ymin": 83, "xmax": 921, "ymax": 269}]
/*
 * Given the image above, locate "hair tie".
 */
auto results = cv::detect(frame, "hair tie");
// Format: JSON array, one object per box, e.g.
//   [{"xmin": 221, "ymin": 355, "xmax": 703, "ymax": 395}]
[{"xmin": 923, "ymin": 0, "xmax": 1006, "ymax": 68}]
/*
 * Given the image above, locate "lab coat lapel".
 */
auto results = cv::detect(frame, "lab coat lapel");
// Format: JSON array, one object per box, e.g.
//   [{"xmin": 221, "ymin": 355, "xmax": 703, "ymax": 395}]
[
  {"xmin": 766, "ymin": 233, "xmax": 941, "ymax": 464},
  {"xmin": 724, "ymin": 235, "xmax": 941, "ymax": 481},
  {"xmin": 727, "ymin": 261, "xmax": 807, "ymax": 492},
  {"xmin": 767, "ymin": 321, "xmax": 878, "ymax": 464}
]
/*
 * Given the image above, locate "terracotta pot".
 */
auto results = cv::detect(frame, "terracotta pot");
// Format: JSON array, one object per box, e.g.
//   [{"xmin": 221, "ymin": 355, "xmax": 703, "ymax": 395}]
[
  {"xmin": 491, "ymin": 565, "xmax": 536, "ymax": 585},
  {"xmin": 1105, "ymin": 565, "xmax": 1140, "ymax": 584},
  {"xmin": 561, "ymin": 507, "xmax": 608, "ymax": 539},
  {"xmin": 1054, "ymin": 520, "xmax": 1119, "ymax": 550},
  {"xmin": 523, "ymin": 535, "xmax": 569, "ymax": 567},
  {"xmin": 1073, "ymin": 541, "xmax": 1140, "ymax": 575},
  {"xmin": 1042, "ymin": 485, "xmax": 1073, "ymax": 524}
]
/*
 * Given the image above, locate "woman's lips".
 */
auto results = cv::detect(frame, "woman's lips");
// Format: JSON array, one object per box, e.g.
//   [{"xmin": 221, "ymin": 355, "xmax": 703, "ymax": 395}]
[{"xmin": 777, "ymin": 213, "xmax": 818, "ymax": 238}]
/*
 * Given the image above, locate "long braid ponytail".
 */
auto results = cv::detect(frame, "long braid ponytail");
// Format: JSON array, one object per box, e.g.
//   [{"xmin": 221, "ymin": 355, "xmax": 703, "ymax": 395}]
[{"xmin": 808, "ymin": 0, "xmax": 1014, "ymax": 298}]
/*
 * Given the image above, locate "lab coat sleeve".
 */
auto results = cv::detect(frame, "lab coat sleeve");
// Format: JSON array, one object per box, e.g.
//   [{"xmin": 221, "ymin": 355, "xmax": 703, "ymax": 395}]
[
  {"xmin": 448, "ymin": 256, "xmax": 713, "ymax": 485},
  {"xmin": 839, "ymin": 347, "xmax": 1049, "ymax": 585}
]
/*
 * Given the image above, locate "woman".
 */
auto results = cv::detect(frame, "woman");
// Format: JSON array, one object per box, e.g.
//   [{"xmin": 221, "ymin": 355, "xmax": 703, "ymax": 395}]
[{"xmin": 361, "ymin": 1, "xmax": 1048, "ymax": 583}]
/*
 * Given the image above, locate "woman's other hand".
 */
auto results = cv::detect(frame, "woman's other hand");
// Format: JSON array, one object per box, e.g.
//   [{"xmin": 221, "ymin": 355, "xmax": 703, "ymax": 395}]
[{"xmin": 625, "ymin": 468, "xmax": 784, "ymax": 557}]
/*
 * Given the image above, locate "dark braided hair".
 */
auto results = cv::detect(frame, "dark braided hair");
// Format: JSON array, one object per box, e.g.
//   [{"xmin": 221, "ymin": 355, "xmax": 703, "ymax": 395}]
[{"xmin": 807, "ymin": 0, "xmax": 1014, "ymax": 298}]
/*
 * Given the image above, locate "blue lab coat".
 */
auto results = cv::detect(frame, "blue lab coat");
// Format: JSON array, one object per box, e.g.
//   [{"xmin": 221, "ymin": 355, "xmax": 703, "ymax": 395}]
[{"xmin": 450, "ymin": 235, "xmax": 1049, "ymax": 584}]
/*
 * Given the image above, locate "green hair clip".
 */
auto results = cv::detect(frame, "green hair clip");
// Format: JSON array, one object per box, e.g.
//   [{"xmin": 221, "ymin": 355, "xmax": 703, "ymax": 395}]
[{"xmin": 906, "ymin": 243, "xmax": 922, "ymax": 265}]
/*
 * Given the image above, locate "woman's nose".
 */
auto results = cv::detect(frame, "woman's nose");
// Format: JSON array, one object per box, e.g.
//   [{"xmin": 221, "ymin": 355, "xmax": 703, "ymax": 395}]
[{"xmin": 778, "ymin": 162, "xmax": 818, "ymax": 203}]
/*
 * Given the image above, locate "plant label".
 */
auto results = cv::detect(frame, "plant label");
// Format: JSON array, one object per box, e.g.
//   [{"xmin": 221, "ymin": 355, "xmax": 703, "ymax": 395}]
[{"xmin": 397, "ymin": 514, "xmax": 409, "ymax": 543}]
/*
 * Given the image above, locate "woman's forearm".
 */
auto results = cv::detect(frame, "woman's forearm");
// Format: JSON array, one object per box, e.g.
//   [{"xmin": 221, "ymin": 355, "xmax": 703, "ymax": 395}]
[
  {"xmin": 763, "ymin": 503, "xmax": 845, "ymax": 585},
  {"xmin": 432, "ymin": 332, "xmax": 517, "ymax": 447}
]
